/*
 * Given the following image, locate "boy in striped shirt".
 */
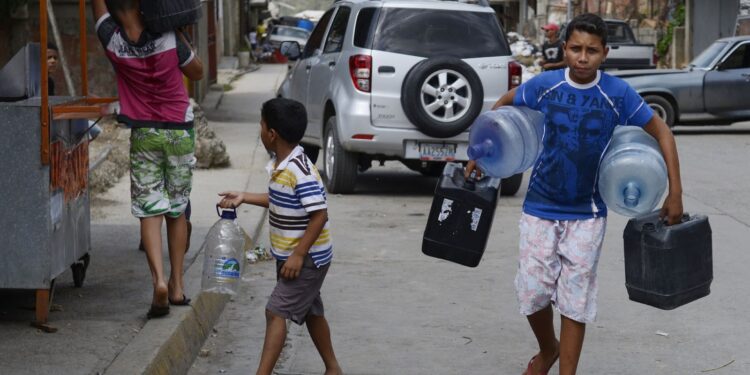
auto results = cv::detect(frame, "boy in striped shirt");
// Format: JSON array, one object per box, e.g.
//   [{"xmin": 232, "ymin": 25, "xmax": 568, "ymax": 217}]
[{"xmin": 218, "ymin": 98, "xmax": 341, "ymax": 375}]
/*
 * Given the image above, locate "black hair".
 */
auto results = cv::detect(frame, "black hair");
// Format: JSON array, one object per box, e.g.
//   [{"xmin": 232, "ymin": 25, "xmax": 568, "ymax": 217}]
[
  {"xmin": 105, "ymin": 0, "xmax": 139, "ymax": 15},
  {"xmin": 261, "ymin": 98, "xmax": 307, "ymax": 144},
  {"xmin": 47, "ymin": 42, "xmax": 58, "ymax": 52},
  {"xmin": 564, "ymin": 13, "xmax": 608, "ymax": 47}
]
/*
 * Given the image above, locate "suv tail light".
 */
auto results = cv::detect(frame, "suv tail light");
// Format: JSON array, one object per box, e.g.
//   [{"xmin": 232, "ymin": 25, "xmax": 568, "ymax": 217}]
[
  {"xmin": 652, "ymin": 52, "xmax": 659, "ymax": 67},
  {"xmin": 508, "ymin": 61, "xmax": 522, "ymax": 90},
  {"xmin": 349, "ymin": 55, "xmax": 372, "ymax": 92}
]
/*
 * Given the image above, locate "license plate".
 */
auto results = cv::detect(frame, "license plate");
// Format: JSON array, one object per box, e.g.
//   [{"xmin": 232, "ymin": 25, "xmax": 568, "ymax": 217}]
[{"xmin": 419, "ymin": 142, "xmax": 457, "ymax": 161}]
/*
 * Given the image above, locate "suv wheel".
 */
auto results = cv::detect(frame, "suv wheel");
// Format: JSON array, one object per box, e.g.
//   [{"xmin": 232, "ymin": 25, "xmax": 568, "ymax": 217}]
[
  {"xmin": 500, "ymin": 173, "xmax": 523, "ymax": 196},
  {"xmin": 323, "ymin": 116, "xmax": 358, "ymax": 194},
  {"xmin": 401, "ymin": 57, "xmax": 484, "ymax": 138}
]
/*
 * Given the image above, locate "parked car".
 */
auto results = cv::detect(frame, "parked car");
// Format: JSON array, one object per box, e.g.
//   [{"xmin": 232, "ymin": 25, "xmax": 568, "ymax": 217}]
[
  {"xmin": 611, "ymin": 36, "xmax": 750, "ymax": 127},
  {"xmin": 277, "ymin": 0, "xmax": 523, "ymax": 194},
  {"xmin": 267, "ymin": 25, "xmax": 311, "ymax": 50},
  {"xmin": 601, "ymin": 19, "xmax": 657, "ymax": 70}
]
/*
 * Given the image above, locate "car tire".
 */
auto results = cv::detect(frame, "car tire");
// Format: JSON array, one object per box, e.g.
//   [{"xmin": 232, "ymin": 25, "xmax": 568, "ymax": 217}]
[
  {"xmin": 643, "ymin": 95, "xmax": 675, "ymax": 128},
  {"xmin": 302, "ymin": 144, "xmax": 320, "ymax": 164},
  {"xmin": 323, "ymin": 116, "xmax": 358, "ymax": 194},
  {"xmin": 500, "ymin": 172, "xmax": 523, "ymax": 196},
  {"xmin": 401, "ymin": 57, "xmax": 484, "ymax": 138}
]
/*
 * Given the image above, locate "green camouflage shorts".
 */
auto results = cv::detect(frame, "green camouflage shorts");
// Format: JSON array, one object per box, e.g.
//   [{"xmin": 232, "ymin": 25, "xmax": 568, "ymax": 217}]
[{"xmin": 130, "ymin": 128, "xmax": 195, "ymax": 218}]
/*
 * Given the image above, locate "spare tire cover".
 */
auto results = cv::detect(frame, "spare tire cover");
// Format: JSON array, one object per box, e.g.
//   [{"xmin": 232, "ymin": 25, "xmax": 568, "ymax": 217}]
[{"xmin": 401, "ymin": 57, "xmax": 484, "ymax": 138}]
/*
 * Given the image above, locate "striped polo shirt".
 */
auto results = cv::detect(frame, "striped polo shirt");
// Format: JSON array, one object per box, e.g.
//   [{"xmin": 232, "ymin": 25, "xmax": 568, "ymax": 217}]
[{"xmin": 266, "ymin": 146, "xmax": 332, "ymax": 267}]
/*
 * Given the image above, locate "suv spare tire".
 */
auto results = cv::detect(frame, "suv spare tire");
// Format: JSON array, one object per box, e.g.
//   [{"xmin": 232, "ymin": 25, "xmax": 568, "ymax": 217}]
[{"xmin": 401, "ymin": 57, "xmax": 484, "ymax": 138}]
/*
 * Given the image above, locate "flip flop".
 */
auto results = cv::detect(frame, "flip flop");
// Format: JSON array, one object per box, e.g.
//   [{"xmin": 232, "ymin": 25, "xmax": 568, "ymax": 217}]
[
  {"xmin": 522, "ymin": 351, "xmax": 560, "ymax": 375},
  {"xmin": 147, "ymin": 304, "xmax": 170, "ymax": 319},
  {"xmin": 168, "ymin": 294, "xmax": 191, "ymax": 306}
]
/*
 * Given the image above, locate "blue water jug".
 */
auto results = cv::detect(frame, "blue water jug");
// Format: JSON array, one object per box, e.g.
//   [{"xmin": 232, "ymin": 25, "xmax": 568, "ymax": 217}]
[
  {"xmin": 201, "ymin": 206, "xmax": 246, "ymax": 295},
  {"xmin": 598, "ymin": 126, "xmax": 667, "ymax": 217},
  {"xmin": 467, "ymin": 106, "xmax": 545, "ymax": 178}
]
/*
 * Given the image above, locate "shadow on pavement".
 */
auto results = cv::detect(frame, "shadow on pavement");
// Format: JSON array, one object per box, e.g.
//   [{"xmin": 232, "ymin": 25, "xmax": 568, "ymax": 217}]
[{"xmin": 352, "ymin": 169, "xmax": 438, "ymax": 196}]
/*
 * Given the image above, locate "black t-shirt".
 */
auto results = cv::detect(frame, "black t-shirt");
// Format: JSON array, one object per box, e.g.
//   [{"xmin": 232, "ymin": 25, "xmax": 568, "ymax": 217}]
[{"xmin": 542, "ymin": 39, "xmax": 564, "ymax": 71}]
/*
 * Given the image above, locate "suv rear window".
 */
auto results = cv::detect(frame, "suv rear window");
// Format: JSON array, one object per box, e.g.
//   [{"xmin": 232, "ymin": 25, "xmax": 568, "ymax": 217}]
[{"xmin": 369, "ymin": 8, "xmax": 510, "ymax": 58}]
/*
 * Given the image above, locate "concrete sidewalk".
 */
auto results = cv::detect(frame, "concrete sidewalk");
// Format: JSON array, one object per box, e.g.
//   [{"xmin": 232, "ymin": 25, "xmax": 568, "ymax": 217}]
[
  {"xmin": 0, "ymin": 63, "xmax": 288, "ymax": 375},
  {"xmin": 104, "ymin": 64, "xmax": 288, "ymax": 374}
]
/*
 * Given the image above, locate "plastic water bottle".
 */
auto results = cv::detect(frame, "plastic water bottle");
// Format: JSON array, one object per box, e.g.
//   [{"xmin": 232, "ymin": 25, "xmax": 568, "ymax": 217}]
[
  {"xmin": 467, "ymin": 106, "xmax": 545, "ymax": 178},
  {"xmin": 201, "ymin": 205, "xmax": 246, "ymax": 295},
  {"xmin": 598, "ymin": 126, "xmax": 667, "ymax": 217}
]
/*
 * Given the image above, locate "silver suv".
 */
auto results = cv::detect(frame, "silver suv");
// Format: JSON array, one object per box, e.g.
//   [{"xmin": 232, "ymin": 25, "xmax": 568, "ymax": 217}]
[{"xmin": 277, "ymin": 0, "xmax": 523, "ymax": 194}]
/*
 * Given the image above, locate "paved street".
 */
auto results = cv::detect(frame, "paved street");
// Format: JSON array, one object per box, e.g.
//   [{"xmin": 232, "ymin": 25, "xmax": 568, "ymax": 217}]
[
  {"xmin": 189, "ymin": 67, "xmax": 750, "ymax": 374},
  {"xmin": 0, "ymin": 63, "xmax": 747, "ymax": 374}
]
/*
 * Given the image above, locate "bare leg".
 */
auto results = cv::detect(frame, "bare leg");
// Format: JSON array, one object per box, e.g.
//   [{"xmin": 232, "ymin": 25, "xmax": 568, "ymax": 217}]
[
  {"xmin": 256, "ymin": 310, "xmax": 287, "ymax": 375},
  {"xmin": 525, "ymin": 305, "xmax": 560, "ymax": 374},
  {"xmin": 559, "ymin": 315, "xmax": 586, "ymax": 375},
  {"xmin": 165, "ymin": 214, "xmax": 187, "ymax": 302},
  {"xmin": 306, "ymin": 314, "xmax": 342, "ymax": 375},
  {"xmin": 141, "ymin": 216, "xmax": 168, "ymax": 307}
]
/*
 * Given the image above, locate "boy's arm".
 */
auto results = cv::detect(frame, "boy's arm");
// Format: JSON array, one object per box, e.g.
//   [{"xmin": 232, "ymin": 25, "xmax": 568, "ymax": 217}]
[
  {"xmin": 218, "ymin": 191, "xmax": 269, "ymax": 208},
  {"xmin": 177, "ymin": 30, "xmax": 204, "ymax": 81},
  {"xmin": 91, "ymin": 0, "xmax": 107, "ymax": 20},
  {"xmin": 491, "ymin": 87, "xmax": 518, "ymax": 110},
  {"xmin": 280, "ymin": 209, "xmax": 328, "ymax": 280},
  {"xmin": 643, "ymin": 115, "xmax": 684, "ymax": 225}
]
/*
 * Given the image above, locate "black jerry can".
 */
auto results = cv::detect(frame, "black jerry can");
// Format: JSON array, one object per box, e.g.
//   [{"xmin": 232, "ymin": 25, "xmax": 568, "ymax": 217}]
[
  {"xmin": 422, "ymin": 163, "xmax": 500, "ymax": 267},
  {"xmin": 623, "ymin": 211, "xmax": 713, "ymax": 310}
]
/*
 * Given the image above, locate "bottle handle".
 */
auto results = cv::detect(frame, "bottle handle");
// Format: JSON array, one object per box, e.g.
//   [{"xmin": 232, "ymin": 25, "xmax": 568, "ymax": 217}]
[
  {"xmin": 462, "ymin": 170, "xmax": 478, "ymax": 190},
  {"xmin": 216, "ymin": 204, "xmax": 237, "ymax": 218},
  {"xmin": 656, "ymin": 212, "xmax": 690, "ymax": 228}
]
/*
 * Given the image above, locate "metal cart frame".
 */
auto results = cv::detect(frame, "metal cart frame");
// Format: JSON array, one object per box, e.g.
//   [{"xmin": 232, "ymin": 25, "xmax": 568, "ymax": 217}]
[{"xmin": 0, "ymin": 0, "xmax": 116, "ymax": 332}]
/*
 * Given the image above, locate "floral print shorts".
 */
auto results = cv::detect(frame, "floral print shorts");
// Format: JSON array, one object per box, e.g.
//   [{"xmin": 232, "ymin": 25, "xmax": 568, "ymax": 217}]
[
  {"xmin": 129, "ymin": 128, "xmax": 195, "ymax": 218},
  {"xmin": 514, "ymin": 213, "xmax": 607, "ymax": 323}
]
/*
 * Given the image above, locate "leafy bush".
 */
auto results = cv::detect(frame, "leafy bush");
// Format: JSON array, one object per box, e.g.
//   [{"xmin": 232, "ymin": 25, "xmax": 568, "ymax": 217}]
[{"xmin": 657, "ymin": 3, "xmax": 685, "ymax": 58}]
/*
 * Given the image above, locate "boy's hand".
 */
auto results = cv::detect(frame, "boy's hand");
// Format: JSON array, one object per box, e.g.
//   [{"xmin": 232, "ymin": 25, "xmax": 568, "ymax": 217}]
[
  {"xmin": 660, "ymin": 192, "xmax": 684, "ymax": 226},
  {"xmin": 218, "ymin": 191, "xmax": 244, "ymax": 208},
  {"xmin": 280, "ymin": 253, "xmax": 304, "ymax": 280},
  {"xmin": 464, "ymin": 160, "xmax": 483, "ymax": 180}
]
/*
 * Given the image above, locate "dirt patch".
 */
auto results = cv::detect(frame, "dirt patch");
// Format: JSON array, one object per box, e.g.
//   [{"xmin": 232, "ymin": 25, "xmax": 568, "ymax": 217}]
[{"xmin": 88, "ymin": 101, "xmax": 230, "ymax": 196}]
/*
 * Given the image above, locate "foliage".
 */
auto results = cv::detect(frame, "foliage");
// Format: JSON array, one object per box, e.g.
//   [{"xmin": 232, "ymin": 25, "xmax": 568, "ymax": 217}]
[{"xmin": 657, "ymin": 3, "xmax": 685, "ymax": 58}]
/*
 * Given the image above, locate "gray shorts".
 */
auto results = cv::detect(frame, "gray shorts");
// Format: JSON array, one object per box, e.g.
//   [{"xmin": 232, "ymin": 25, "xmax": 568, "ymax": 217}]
[{"xmin": 266, "ymin": 255, "xmax": 330, "ymax": 325}]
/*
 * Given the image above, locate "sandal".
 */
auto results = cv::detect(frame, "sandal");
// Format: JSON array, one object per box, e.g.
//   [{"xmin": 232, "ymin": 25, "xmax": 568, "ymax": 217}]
[
  {"xmin": 147, "ymin": 304, "xmax": 170, "ymax": 319},
  {"xmin": 168, "ymin": 294, "xmax": 191, "ymax": 306}
]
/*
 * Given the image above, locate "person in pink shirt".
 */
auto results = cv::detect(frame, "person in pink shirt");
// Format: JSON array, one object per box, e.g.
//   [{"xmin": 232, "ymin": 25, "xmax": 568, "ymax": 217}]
[{"xmin": 92, "ymin": 0, "xmax": 203, "ymax": 318}]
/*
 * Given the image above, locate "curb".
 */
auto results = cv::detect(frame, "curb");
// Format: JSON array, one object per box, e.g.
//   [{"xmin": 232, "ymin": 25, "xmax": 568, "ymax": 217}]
[{"xmin": 104, "ymin": 207, "xmax": 267, "ymax": 375}]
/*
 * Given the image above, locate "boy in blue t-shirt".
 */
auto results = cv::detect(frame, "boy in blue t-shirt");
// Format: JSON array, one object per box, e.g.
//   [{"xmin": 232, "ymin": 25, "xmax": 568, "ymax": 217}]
[{"xmin": 467, "ymin": 13, "xmax": 684, "ymax": 375}]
